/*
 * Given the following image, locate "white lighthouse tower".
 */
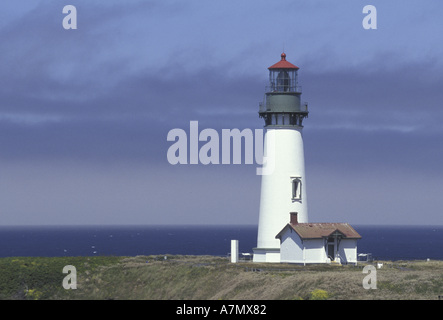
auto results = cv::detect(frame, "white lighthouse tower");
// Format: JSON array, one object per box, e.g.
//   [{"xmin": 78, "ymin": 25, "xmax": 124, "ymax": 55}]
[{"xmin": 253, "ymin": 53, "xmax": 309, "ymax": 263}]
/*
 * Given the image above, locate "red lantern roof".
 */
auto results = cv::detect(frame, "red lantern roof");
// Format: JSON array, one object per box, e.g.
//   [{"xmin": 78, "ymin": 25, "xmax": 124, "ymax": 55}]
[{"xmin": 268, "ymin": 53, "xmax": 299, "ymax": 70}]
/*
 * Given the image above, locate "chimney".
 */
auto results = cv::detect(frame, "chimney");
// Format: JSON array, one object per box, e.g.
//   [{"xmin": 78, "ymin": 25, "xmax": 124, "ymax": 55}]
[{"xmin": 290, "ymin": 212, "xmax": 298, "ymax": 225}]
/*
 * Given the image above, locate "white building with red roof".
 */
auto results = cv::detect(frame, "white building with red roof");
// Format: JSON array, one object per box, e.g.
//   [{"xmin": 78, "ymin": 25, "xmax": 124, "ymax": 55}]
[{"xmin": 276, "ymin": 213, "xmax": 362, "ymax": 265}]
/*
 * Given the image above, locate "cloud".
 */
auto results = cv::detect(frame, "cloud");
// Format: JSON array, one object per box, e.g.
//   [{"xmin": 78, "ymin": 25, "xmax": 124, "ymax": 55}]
[
  {"xmin": 0, "ymin": 160, "xmax": 261, "ymax": 225},
  {"xmin": 306, "ymin": 164, "xmax": 443, "ymax": 225},
  {"xmin": 302, "ymin": 56, "xmax": 443, "ymax": 134},
  {"xmin": 1, "ymin": 1, "xmax": 443, "ymax": 225}
]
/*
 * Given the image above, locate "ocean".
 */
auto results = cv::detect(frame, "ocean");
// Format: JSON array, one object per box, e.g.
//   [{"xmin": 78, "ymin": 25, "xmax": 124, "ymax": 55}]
[{"xmin": 0, "ymin": 225, "xmax": 442, "ymax": 261}]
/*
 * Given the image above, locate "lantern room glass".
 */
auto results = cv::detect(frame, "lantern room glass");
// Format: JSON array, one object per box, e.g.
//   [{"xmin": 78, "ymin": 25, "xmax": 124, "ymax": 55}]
[{"xmin": 268, "ymin": 69, "xmax": 299, "ymax": 92}]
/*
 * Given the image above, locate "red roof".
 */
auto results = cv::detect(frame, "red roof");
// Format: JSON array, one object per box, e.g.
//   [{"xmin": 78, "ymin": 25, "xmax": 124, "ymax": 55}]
[
  {"xmin": 268, "ymin": 53, "xmax": 299, "ymax": 70},
  {"xmin": 276, "ymin": 222, "xmax": 362, "ymax": 240}
]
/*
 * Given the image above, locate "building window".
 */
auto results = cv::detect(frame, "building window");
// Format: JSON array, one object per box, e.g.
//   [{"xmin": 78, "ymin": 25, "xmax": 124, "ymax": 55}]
[{"xmin": 291, "ymin": 177, "xmax": 302, "ymax": 201}]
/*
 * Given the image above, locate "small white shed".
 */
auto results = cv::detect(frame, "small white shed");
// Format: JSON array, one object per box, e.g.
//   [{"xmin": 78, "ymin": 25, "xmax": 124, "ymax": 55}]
[{"xmin": 275, "ymin": 213, "xmax": 362, "ymax": 265}]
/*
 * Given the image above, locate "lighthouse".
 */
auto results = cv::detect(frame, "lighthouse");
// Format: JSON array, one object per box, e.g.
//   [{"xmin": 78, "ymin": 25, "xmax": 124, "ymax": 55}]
[{"xmin": 253, "ymin": 53, "xmax": 309, "ymax": 263}]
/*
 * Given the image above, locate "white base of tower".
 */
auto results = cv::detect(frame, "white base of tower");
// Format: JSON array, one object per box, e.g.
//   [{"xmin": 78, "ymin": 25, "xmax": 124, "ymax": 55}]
[
  {"xmin": 254, "ymin": 126, "xmax": 308, "ymax": 263},
  {"xmin": 252, "ymin": 248, "xmax": 280, "ymax": 263}
]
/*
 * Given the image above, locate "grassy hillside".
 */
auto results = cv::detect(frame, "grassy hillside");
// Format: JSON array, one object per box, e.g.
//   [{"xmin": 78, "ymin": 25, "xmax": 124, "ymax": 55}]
[{"xmin": 1, "ymin": 255, "xmax": 442, "ymax": 300}]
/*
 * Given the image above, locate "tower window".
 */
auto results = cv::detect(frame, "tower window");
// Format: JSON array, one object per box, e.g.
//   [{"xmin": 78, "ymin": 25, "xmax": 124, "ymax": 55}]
[{"xmin": 291, "ymin": 177, "xmax": 302, "ymax": 201}]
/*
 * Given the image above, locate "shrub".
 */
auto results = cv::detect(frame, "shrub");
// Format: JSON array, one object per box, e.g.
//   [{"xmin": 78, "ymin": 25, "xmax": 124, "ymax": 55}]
[
  {"xmin": 26, "ymin": 288, "xmax": 43, "ymax": 300},
  {"xmin": 309, "ymin": 289, "xmax": 329, "ymax": 300}
]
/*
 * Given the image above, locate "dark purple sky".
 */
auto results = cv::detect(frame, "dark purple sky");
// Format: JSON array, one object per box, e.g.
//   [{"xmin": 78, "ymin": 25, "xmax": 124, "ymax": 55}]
[{"xmin": 1, "ymin": 0, "xmax": 443, "ymax": 225}]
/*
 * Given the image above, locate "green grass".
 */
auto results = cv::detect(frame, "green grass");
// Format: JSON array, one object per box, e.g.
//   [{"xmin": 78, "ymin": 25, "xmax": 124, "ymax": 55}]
[
  {"xmin": 1, "ymin": 255, "xmax": 442, "ymax": 300},
  {"xmin": 0, "ymin": 256, "xmax": 122, "ymax": 300}
]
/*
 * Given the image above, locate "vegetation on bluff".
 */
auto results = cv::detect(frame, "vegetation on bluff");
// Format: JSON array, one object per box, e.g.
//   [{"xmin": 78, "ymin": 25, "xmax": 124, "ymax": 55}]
[{"xmin": 1, "ymin": 255, "xmax": 442, "ymax": 300}]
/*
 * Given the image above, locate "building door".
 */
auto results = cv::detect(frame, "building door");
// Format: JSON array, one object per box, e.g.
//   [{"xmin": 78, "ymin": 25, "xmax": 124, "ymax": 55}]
[
  {"xmin": 327, "ymin": 237, "xmax": 335, "ymax": 260},
  {"xmin": 328, "ymin": 244, "xmax": 334, "ymax": 260}
]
